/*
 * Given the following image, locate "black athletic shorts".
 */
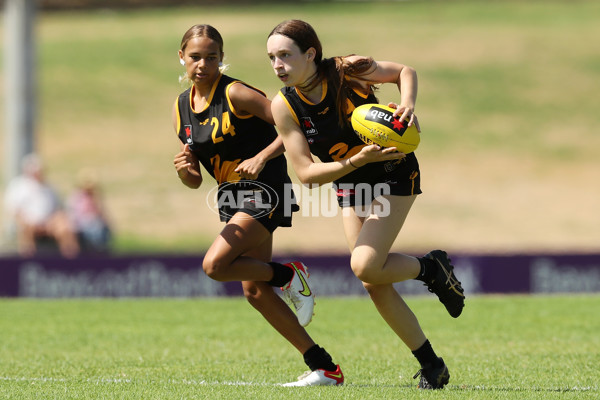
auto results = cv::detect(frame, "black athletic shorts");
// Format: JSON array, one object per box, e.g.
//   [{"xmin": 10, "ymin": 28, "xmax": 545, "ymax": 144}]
[
  {"xmin": 333, "ymin": 158, "xmax": 422, "ymax": 208},
  {"xmin": 217, "ymin": 180, "xmax": 299, "ymax": 233}
]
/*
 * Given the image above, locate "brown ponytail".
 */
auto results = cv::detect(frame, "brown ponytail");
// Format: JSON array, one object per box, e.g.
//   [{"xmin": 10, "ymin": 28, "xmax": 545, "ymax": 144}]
[{"xmin": 320, "ymin": 56, "xmax": 378, "ymax": 127}]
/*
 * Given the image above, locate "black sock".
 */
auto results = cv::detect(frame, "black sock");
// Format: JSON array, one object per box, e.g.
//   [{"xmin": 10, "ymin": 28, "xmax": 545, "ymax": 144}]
[
  {"xmin": 415, "ymin": 257, "xmax": 437, "ymax": 283},
  {"xmin": 412, "ymin": 339, "xmax": 442, "ymax": 369},
  {"xmin": 266, "ymin": 262, "xmax": 294, "ymax": 287},
  {"xmin": 303, "ymin": 345, "xmax": 337, "ymax": 372}
]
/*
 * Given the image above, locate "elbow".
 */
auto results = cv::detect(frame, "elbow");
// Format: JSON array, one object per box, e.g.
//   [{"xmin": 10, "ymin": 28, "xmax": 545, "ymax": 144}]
[
  {"xmin": 299, "ymin": 175, "xmax": 327, "ymax": 187},
  {"xmin": 297, "ymin": 172, "xmax": 317, "ymax": 186},
  {"xmin": 404, "ymin": 65, "xmax": 417, "ymax": 79},
  {"xmin": 296, "ymin": 164, "xmax": 328, "ymax": 186},
  {"xmin": 181, "ymin": 178, "xmax": 202, "ymax": 189},
  {"xmin": 298, "ymin": 175, "xmax": 313, "ymax": 186}
]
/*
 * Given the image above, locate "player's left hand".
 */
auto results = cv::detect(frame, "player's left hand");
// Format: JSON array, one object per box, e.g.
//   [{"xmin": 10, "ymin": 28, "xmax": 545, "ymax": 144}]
[
  {"xmin": 387, "ymin": 102, "xmax": 421, "ymax": 132},
  {"xmin": 235, "ymin": 156, "xmax": 266, "ymax": 180}
]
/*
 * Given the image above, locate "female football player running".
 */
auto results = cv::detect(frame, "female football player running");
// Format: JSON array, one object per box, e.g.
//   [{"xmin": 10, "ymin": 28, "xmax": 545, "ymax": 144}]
[
  {"xmin": 173, "ymin": 24, "xmax": 343, "ymax": 386},
  {"xmin": 267, "ymin": 19, "xmax": 465, "ymax": 389}
]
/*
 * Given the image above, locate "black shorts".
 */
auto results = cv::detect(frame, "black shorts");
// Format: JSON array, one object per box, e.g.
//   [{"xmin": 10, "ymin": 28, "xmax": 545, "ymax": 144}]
[
  {"xmin": 217, "ymin": 180, "xmax": 299, "ymax": 233},
  {"xmin": 334, "ymin": 157, "xmax": 422, "ymax": 208}
]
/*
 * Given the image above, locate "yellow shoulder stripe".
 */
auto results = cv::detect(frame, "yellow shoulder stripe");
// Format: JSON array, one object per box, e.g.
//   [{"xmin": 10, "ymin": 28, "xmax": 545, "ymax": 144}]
[
  {"xmin": 226, "ymin": 81, "xmax": 253, "ymax": 120},
  {"xmin": 174, "ymin": 97, "xmax": 181, "ymax": 134},
  {"xmin": 277, "ymin": 91, "xmax": 300, "ymax": 126}
]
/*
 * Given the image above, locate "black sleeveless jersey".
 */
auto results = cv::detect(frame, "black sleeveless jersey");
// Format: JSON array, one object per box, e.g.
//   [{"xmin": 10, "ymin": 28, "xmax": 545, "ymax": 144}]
[
  {"xmin": 278, "ymin": 80, "xmax": 419, "ymax": 186},
  {"xmin": 175, "ymin": 74, "xmax": 290, "ymax": 187}
]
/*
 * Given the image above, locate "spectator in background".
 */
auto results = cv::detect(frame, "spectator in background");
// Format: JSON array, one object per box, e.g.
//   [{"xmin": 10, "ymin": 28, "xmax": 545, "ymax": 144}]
[
  {"xmin": 67, "ymin": 170, "xmax": 112, "ymax": 253},
  {"xmin": 4, "ymin": 153, "xmax": 80, "ymax": 258}
]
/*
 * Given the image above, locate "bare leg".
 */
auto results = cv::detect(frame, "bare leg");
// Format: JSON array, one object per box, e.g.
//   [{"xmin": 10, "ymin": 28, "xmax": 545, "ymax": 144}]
[
  {"xmin": 15, "ymin": 220, "xmax": 37, "ymax": 257},
  {"xmin": 204, "ymin": 212, "xmax": 316, "ymax": 354},
  {"xmin": 47, "ymin": 211, "xmax": 80, "ymax": 258},
  {"xmin": 242, "ymin": 280, "xmax": 316, "ymax": 354},
  {"xmin": 362, "ymin": 282, "xmax": 426, "ymax": 350},
  {"xmin": 342, "ymin": 196, "xmax": 427, "ymax": 350},
  {"xmin": 202, "ymin": 213, "xmax": 277, "ymax": 282},
  {"xmin": 349, "ymin": 195, "xmax": 421, "ymax": 285}
]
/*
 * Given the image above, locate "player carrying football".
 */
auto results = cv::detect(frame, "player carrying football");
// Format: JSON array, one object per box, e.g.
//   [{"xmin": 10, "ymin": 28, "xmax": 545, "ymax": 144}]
[{"xmin": 267, "ymin": 19, "xmax": 465, "ymax": 389}]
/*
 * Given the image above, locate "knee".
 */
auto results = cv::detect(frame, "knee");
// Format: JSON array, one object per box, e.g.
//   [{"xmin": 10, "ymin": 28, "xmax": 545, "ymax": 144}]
[
  {"xmin": 202, "ymin": 255, "xmax": 228, "ymax": 281},
  {"xmin": 350, "ymin": 247, "xmax": 385, "ymax": 283}
]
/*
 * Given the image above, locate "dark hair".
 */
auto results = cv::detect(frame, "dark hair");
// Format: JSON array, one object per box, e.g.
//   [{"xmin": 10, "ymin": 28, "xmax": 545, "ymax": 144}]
[
  {"xmin": 180, "ymin": 24, "xmax": 224, "ymax": 54},
  {"xmin": 269, "ymin": 19, "xmax": 323, "ymax": 64},
  {"xmin": 269, "ymin": 19, "xmax": 377, "ymax": 127}
]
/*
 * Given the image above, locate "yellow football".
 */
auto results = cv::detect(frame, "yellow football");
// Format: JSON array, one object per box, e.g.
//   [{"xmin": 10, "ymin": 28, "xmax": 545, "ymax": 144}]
[{"xmin": 351, "ymin": 103, "xmax": 420, "ymax": 153}]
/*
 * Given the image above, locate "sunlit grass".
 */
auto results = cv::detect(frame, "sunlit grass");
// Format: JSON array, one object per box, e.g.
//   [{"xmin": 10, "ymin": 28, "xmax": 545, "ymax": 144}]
[{"xmin": 0, "ymin": 295, "xmax": 598, "ymax": 399}]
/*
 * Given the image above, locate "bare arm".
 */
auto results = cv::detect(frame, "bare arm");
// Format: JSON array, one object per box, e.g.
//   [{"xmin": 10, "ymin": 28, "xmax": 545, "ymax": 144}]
[
  {"xmin": 228, "ymin": 83, "xmax": 285, "ymax": 180},
  {"xmin": 271, "ymin": 93, "xmax": 403, "ymax": 186},
  {"xmin": 346, "ymin": 56, "xmax": 420, "ymax": 131},
  {"xmin": 172, "ymin": 100, "xmax": 203, "ymax": 189}
]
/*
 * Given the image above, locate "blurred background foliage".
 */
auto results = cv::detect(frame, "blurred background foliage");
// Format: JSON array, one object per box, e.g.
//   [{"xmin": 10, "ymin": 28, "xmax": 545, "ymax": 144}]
[{"xmin": 1, "ymin": 1, "xmax": 599, "ymax": 254}]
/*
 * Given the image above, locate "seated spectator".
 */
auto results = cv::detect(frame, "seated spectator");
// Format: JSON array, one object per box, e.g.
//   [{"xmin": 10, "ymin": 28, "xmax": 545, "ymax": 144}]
[
  {"xmin": 67, "ymin": 170, "xmax": 112, "ymax": 253},
  {"xmin": 4, "ymin": 153, "xmax": 80, "ymax": 258}
]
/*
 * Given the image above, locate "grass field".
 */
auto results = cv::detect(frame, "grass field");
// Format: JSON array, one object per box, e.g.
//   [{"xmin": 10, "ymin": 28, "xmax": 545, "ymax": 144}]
[
  {"xmin": 1, "ymin": 1, "xmax": 600, "ymax": 255},
  {"xmin": 1, "ymin": 295, "xmax": 599, "ymax": 399},
  {"xmin": 2, "ymin": 4, "xmax": 598, "ymax": 399}
]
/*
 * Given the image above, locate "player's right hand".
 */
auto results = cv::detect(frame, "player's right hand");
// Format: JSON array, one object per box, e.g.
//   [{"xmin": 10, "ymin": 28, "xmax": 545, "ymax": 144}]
[
  {"xmin": 174, "ymin": 144, "xmax": 198, "ymax": 179},
  {"xmin": 351, "ymin": 144, "xmax": 405, "ymax": 167}
]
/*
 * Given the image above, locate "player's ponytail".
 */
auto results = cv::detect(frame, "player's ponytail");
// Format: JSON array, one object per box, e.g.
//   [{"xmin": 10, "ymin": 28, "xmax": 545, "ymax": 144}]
[{"xmin": 325, "ymin": 56, "xmax": 378, "ymax": 128}]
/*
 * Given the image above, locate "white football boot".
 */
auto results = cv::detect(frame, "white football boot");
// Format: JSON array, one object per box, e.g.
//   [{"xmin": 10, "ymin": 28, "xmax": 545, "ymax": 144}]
[
  {"xmin": 281, "ymin": 261, "xmax": 315, "ymax": 327},
  {"xmin": 282, "ymin": 365, "xmax": 344, "ymax": 387}
]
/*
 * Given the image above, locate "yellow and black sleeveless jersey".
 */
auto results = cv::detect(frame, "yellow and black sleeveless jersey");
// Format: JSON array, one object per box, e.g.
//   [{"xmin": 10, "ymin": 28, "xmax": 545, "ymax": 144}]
[
  {"xmin": 175, "ymin": 74, "xmax": 290, "ymax": 187},
  {"xmin": 277, "ymin": 80, "xmax": 419, "ymax": 187}
]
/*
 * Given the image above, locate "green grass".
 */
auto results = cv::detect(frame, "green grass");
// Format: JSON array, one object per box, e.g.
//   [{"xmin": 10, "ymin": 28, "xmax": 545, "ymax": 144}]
[{"xmin": 1, "ymin": 295, "xmax": 599, "ymax": 399}]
